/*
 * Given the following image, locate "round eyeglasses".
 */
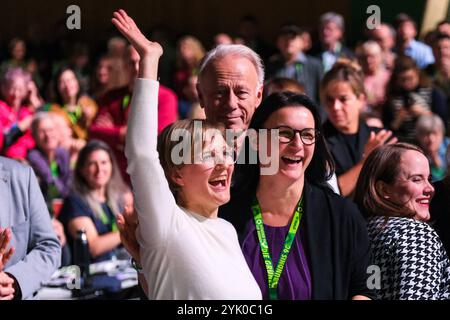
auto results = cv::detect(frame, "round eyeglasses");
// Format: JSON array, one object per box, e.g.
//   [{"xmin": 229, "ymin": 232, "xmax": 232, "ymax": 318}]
[{"xmin": 271, "ymin": 126, "xmax": 320, "ymax": 145}]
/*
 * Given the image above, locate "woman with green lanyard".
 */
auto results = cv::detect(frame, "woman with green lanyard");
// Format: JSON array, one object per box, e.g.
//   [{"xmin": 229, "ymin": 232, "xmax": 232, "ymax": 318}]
[
  {"xmin": 59, "ymin": 139, "xmax": 132, "ymax": 263},
  {"xmin": 224, "ymin": 92, "xmax": 374, "ymax": 300}
]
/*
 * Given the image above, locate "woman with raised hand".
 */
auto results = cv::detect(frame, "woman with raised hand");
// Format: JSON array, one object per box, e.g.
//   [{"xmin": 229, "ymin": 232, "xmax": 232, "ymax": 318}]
[{"xmin": 114, "ymin": 10, "xmax": 261, "ymax": 299}]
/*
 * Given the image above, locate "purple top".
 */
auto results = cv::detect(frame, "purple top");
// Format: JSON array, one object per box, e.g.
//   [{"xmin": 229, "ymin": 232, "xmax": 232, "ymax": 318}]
[{"xmin": 241, "ymin": 219, "xmax": 312, "ymax": 300}]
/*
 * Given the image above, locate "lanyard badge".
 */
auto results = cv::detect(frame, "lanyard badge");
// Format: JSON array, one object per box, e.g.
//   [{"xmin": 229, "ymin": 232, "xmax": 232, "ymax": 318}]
[{"xmin": 251, "ymin": 196, "xmax": 304, "ymax": 300}]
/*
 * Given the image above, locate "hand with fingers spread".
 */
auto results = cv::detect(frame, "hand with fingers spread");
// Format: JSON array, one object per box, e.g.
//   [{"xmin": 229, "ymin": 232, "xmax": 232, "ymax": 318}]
[
  {"xmin": 363, "ymin": 130, "xmax": 398, "ymax": 159},
  {"xmin": 0, "ymin": 228, "xmax": 15, "ymax": 271},
  {"xmin": 117, "ymin": 206, "xmax": 140, "ymax": 264},
  {"xmin": 112, "ymin": 9, "xmax": 162, "ymax": 80}
]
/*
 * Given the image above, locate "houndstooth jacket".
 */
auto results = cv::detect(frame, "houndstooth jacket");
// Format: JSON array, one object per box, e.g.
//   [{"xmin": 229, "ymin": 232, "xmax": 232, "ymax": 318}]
[{"xmin": 368, "ymin": 216, "xmax": 450, "ymax": 300}]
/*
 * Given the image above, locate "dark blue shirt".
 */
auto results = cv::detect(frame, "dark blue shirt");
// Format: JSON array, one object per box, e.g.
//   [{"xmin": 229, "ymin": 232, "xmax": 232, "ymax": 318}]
[{"xmin": 59, "ymin": 193, "xmax": 119, "ymax": 263}]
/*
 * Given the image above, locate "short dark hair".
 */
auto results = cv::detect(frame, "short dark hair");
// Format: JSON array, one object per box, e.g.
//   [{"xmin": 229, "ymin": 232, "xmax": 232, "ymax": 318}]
[
  {"xmin": 236, "ymin": 91, "xmax": 335, "ymax": 192},
  {"xmin": 394, "ymin": 13, "xmax": 417, "ymax": 29},
  {"xmin": 433, "ymin": 32, "xmax": 450, "ymax": 45},
  {"xmin": 277, "ymin": 24, "xmax": 303, "ymax": 38}
]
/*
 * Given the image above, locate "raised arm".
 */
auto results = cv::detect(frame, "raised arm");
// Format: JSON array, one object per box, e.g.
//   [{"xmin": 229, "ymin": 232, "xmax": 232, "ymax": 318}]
[{"xmin": 114, "ymin": 10, "xmax": 178, "ymax": 248}]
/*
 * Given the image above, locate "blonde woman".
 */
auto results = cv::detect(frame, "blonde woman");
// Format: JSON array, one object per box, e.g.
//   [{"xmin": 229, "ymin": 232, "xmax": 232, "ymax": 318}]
[{"xmin": 114, "ymin": 10, "xmax": 261, "ymax": 299}]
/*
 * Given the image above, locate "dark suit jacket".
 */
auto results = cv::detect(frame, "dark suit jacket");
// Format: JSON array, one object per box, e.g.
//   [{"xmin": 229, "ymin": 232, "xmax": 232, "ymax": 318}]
[
  {"xmin": 219, "ymin": 181, "xmax": 375, "ymax": 300},
  {"xmin": 267, "ymin": 53, "xmax": 324, "ymax": 103}
]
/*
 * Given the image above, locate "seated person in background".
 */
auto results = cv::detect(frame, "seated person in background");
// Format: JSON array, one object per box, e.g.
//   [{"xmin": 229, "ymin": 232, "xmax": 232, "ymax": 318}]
[
  {"xmin": 425, "ymin": 33, "xmax": 450, "ymax": 98},
  {"xmin": 59, "ymin": 140, "xmax": 131, "ymax": 263},
  {"xmin": 430, "ymin": 145, "xmax": 450, "ymax": 256},
  {"xmin": 383, "ymin": 56, "xmax": 448, "ymax": 143},
  {"xmin": 415, "ymin": 114, "xmax": 450, "ymax": 182},
  {"xmin": 311, "ymin": 12, "xmax": 355, "ymax": 72},
  {"xmin": 51, "ymin": 112, "xmax": 85, "ymax": 169},
  {"xmin": 321, "ymin": 60, "xmax": 397, "ymax": 197},
  {"xmin": 0, "ymin": 67, "xmax": 35, "ymax": 160},
  {"xmin": 174, "ymin": 35, "xmax": 205, "ymax": 119},
  {"xmin": 267, "ymin": 24, "xmax": 323, "ymax": 103},
  {"xmin": 89, "ymin": 45, "xmax": 178, "ymax": 185},
  {"xmin": 394, "ymin": 13, "xmax": 435, "ymax": 69},
  {"xmin": 0, "ymin": 156, "xmax": 61, "ymax": 300},
  {"xmin": 27, "ymin": 112, "xmax": 72, "ymax": 205},
  {"xmin": 42, "ymin": 66, "xmax": 98, "ymax": 141},
  {"xmin": 356, "ymin": 40, "xmax": 391, "ymax": 120},
  {"xmin": 90, "ymin": 55, "xmax": 115, "ymax": 101},
  {"xmin": 213, "ymin": 33, "xmax": 234, "ymax": 47},
  {"xmin": 355, "ymin": 143, "xmax": 450, "ymax": 300},
  {"xmin": 264, "ymin": 77, "xmax": 305, "ymax": 97},
  {"xmin": 366, "ymin": 23, "xmax": 397, "ymax": 71}
]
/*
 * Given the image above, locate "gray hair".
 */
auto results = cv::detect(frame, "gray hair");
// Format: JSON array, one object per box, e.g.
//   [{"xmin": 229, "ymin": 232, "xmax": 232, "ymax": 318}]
[
  {"xmin": 381, "ymin": 23, "xmax": 396, "ymax": 39},
  {"xmin": 198, "ymin": 44, "xmax": 265, "ymax": 86},
  {"xmin": 359, "ymin": 40, "xmax": 382, "ymax": 56},
  {"xmin": 31, "ymin": 111, "xmax": 57, "ymax": 141},
  {"xmin": 320, "ymin": 12, "xmax": 345, "ymax": 32},
  {"xmin": 1, "ymin": 67, "xmax": 31, "ymax": 92},
  {"xmin": 415, "ymin": 114, "xmax": 445, "ymax": 136}
]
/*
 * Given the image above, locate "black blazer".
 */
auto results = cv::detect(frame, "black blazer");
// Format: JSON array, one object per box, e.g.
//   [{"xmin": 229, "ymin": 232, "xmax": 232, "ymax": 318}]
[
  {"xmin": 219, "ymin": 181, "xmax": 375, "ymax": 300},
  {"xmin": 324, "ymin": 120, "xmax": 382, "ymax": 176}
]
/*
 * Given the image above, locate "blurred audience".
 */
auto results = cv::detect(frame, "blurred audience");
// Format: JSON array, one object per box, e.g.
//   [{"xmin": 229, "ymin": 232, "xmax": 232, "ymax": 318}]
[
  {"xmin": 383, "ymin": 56, "xmax": 447, "ymax": 143},
  {"xmin": 89, "ymin": 45, "xmax": 178, "ymax": 184},
  {"xmin": 356, "ymin": 40, "xmax": 391, "ymax": 118},
  {"xmin": 312, "ymin": 12, "xmax": 355, "ymax": 72},
  {"xmin": 395, "ymin": 13, "xmax": 435, "ymax": 69},
  {"xmin": 27, "ymin": 112, "xmax": 72, "ymax": 205},
  {"xmin": 0, "ymin": 68, "xmax": 36, "ymax": 160},
  {"xmin": 42, "ymin": 66, "xmax": 98, "ymax": 141},
  {"xmin": 174, "ymin": 36, "xmax": 205, "ymax": 118},
  {"xmin": 367, "ymin": 23, "xmax": 397, "ymax": 70},
  {"xmin": 267, "ymin": 24, "xmax": 323, "ymax": 103},
  {"xmin": 415, "ymin": 114, "xmax": 449, "ymax": 181}
]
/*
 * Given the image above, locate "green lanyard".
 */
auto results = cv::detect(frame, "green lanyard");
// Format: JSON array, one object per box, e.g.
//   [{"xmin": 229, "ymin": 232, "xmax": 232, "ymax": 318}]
[
  {"xmin": 99, "ymin": 205, "xmax": 118, "ymax": 232},
  {"xmin": 47, "ymin": 161, "xmax": 60, "ymax": 202},
  {"xmin": 295, "ymin": 62, "xmax": 303, "ymax": 77},
  {"xmin": 50, "ymin": 160, "xmax": 59, "ymax": 178},
  {"xmin": 122, "ymin": 94, "xmax": 130, "ymax": 111},
  {"xmin": 251, "ymin": 196, "xmax": 304, "ymax": 300},
  {"xmin": 64, "ymin": 105, "xmax": 82, "ymax": 125}
]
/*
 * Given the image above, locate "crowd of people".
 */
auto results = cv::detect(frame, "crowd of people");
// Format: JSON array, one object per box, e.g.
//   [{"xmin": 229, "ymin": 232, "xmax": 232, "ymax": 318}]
[{"xmin": 1, "ymin": 9, "xmax": 450, "ymax": 300}]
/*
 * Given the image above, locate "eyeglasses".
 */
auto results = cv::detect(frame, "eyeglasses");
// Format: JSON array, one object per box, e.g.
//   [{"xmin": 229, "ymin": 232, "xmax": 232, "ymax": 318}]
[{"xmin": 270, "ymin": 126, "xmax": 320, "ymax": 145}]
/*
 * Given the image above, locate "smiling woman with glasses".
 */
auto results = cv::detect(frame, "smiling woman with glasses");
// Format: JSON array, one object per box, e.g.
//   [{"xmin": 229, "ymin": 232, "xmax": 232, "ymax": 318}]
[{"xmin": 223, "ymin": 91, "xmax": 375, "ymax": 300}]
